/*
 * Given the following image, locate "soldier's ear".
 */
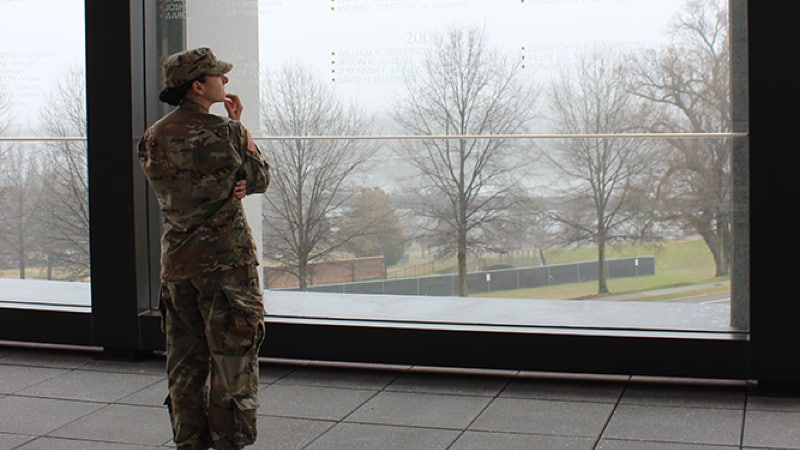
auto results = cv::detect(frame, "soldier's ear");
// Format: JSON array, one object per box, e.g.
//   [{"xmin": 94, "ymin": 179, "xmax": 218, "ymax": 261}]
[{"xmin": 190, "ymin": 79, "xmax": 205, "ymax": 96}]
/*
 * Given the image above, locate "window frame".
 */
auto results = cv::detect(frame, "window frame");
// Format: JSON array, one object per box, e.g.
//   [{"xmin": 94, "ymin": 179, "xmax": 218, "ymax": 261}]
[{"xmin": 1, "ymin": 0, "xmax": 796, "ymax": 392}]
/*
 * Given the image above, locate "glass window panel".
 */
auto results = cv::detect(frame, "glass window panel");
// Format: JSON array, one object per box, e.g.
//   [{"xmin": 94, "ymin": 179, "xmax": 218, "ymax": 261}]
[
  {"xmin": 0, "ymin": 0, "xmax": 89, "ymax": 311},
  {"xmin": 155, "ymin": 0, "xmax": 746, "ymax": 333}
]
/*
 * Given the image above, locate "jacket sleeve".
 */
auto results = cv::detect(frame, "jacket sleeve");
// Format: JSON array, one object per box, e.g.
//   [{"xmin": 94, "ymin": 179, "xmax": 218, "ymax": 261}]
[{"xmin": 232, "ymin": 122, "xmax": 270, "ymax": 195}]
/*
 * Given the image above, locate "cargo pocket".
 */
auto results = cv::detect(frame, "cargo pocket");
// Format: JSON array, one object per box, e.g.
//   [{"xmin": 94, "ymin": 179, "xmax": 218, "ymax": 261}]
[
  {"xmin": 220, "ymin": 266, "xmax": 265, "ymax": 357},
  {"xmin": 211, "ymin": 267, "xmax": 264, "ymax": 414}
]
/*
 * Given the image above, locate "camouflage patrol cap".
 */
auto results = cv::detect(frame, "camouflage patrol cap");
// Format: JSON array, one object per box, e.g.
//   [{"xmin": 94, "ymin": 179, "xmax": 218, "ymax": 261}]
[{"xmin": 162, "ymin": 47, "xmax": 233, "ymax": 88}]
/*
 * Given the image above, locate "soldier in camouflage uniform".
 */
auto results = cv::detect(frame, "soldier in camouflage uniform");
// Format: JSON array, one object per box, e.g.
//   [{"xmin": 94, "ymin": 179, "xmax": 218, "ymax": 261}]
[{"xmin": 137, "ymin": 47, "xmax": 270, "ymax": 450}]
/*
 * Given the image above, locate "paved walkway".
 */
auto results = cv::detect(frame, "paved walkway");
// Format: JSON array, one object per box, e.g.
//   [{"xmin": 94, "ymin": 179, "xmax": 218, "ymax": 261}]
[{"xmin": 589, "ymin": 281, "xmax": 731, "ymax": 303}]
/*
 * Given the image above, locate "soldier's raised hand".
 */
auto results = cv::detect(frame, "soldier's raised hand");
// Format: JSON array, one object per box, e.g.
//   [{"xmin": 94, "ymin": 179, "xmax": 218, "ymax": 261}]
[{"xmin": 224, "ymin": 93, "xmax": 243, "ymax": 121}]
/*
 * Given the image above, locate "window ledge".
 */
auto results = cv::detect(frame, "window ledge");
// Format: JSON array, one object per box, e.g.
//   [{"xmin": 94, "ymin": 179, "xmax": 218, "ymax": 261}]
[{"xmin": 0, "ymin": 279, "xmax": 742, "ymax": 337}]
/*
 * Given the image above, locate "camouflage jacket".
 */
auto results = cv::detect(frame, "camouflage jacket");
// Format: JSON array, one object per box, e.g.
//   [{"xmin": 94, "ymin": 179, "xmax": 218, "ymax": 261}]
[{"xmin": 137, "ymin": 100, "xmax": 270, "ymax": 280}]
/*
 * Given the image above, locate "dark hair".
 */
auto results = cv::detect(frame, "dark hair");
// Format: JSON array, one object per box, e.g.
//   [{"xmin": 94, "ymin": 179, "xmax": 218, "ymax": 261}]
[{"xmin": 158, "ymin": 74, "xmax": 208, "ymax": 106}]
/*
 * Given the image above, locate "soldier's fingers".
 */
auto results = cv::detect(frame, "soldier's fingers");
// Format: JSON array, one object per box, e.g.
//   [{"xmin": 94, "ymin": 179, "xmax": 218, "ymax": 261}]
[
  {"xmin": 234, "ymin": 179, "xmax": 247, "ymax": 199},
  {"xmin": 225, "ymin": 94, "xmax": 243, "ymax": 109}
]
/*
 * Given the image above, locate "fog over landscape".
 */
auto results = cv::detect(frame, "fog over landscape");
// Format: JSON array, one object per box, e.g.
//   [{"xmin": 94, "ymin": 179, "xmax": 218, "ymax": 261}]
[
  {"xmin": 259, "ymin": 0, "xmax": 684, "ymax": 122},
  {"xmin": 0, "ymin": 0, "xmax": 684, "ymax": 134},
  {"xmin": 256, "ymin": 0, "xmax": 686, "ymax": 189},
  {"xmin": 0, "ymin": 0, "xmax": 84, "ymax": 132}
]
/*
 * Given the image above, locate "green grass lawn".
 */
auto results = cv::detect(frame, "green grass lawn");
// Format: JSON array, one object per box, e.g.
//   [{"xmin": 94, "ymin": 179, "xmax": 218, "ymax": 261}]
[{"xmin": 479, "ymin": 237, "xmax": 729, "ymax": 300}]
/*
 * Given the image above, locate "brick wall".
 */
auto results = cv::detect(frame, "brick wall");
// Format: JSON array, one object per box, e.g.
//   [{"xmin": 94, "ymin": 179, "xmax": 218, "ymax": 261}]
[{"xmin": 265, "ymin": 256, "xmax": 385, "ymax": 289}]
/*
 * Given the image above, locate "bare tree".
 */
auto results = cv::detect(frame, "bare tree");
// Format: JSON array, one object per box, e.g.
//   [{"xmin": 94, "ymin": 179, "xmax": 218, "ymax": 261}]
[
  {"xmin": 489, "ymin": 194, "xmax": 560, "ymax": 267},
  {"xmin": 0, "ymin": 146, "xmax": 44, "ymax": 278},
  {"xmin": 0, "ymin": 88, "xmax": 11, "ymax": 193},
  {"xmin": 546, "ymin": 52, "xmax": 654, "ymax": 294},
  {"xmin": 628, "ymin": 0, "xmax": 732, "ymax": 276},
  {"xmin": 36, "ymin": 66, "xmax": 90, "ymax": 280},
  {"xmin": 0, "ymin": 85, "xmax": 19, "ymax": 272},
  {"xmin": 392, "ymin": 26, "xmax": 540, "ymax": 296},
  {"xmin": 0, "ymin": 89, "xmax": 11, "ymax": 161},
  {"xmin": 259, "ymin": 63, "xmax": 376, "ymax": 290},
  {"xmin": 0, "ymin": 89, "xmax": 9, "ymax": 136},
  {"xmin": 0, "ymin": 85, "xmax": 47, "ymax": 278}
]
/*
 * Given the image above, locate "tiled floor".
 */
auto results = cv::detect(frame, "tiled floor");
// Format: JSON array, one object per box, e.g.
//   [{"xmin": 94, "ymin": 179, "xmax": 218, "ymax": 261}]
[{"xmin": 1, "ymin": 343, "xmax": 799, "ymax": 449}]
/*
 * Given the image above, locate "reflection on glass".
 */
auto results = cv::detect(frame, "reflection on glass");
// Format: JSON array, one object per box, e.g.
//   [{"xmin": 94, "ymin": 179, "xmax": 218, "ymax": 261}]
[
  {"xmin": 0, "ymin": 0, "xmax": 88, "ymax": 309},
  {"xmin": 162, "ymin": 0, "xmax": 744, "ymax": 332},
  {"xmin": 253, "ymin": 0, "xmax": 733, "ymax": 330},
  {"xmin": 0, "ymin": 138, "xmax": 89, "ymax": 282}
]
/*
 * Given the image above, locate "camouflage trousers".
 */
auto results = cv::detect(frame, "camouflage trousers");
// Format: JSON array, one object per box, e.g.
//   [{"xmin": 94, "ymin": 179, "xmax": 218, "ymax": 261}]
[{"xmin": 160, "ymin": 265, "xmax": 265, "ymax": 450}]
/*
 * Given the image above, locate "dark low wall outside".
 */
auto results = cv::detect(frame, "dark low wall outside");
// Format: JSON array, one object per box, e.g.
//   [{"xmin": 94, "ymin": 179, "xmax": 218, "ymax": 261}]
[{"xmin": 283, "ymin": 256, "xmax": 655, "ymax": 296}]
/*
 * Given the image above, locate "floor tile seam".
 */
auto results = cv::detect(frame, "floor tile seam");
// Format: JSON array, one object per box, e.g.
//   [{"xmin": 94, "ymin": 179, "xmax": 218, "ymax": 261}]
[
  {"xmin": 1, "ymin": 431, "xmax": 40, "ymax": 450},
  {"xmin": 337, "ymin": 418, "xmax": 473, "ymax": 432},
  {"xmin": 15, "ymin": 434, "xmax": 147, "ymax": 448},
  {"xmin": 745, "ymin": 405, "xmax": 800, "ymax": 413},
  {"xmin": 75, "ymin": 358, "xmax": 109, "ymax": 371},
  {"xmin": 373, "ymin": 388, "xmax": 514, "ymax": 400},
  {"xmin": 598, "ymin": 408, "xmax": 745, "ymax": 449},
  {"xmin": 263, "ymin": 368, "xmax": 399, "ymax": 392},
  {"xmin": 25, "ymin": 402, "xmax": 115, "ymax": 441},
  {"xmin": 741, "ymin": 447, "xmax": 800, "ymax": 450},
  {"xmin": 48, "ymin": 365, "xmax": 166, "ymax": 377},
  {"xmin": 5, "ymin": 391, "xmax": 167, "ymax": 409},
  {"xmin": 292, "ymin": 392, "xmax": 384, "ymax": 449},
  {"xmin": 381, "ymin": 387, "xmax": 502, "ymax": 397},
  {"xmin": 272, "ymin": 416, "xmax": 339, "ymax": 449},
  {"xmin": 299, "ymin": 373, "xmax": 404, "ymax": 449},
  {"xmin": 43, "ymin": 411, "xmax": 174, "ymax": 449},
  {"xmin": 111, "ymin": 400, "xmax": 168, "ymax": 409},
  {"xmin": 266, "ymin": 381, "xmax": 385, "ymax": 393},
  {"xmin": 287, "ymin": 419, "xmax": 337, "ymax": 450},
  {"xmin": 3, "ymin": 364, "xmax": 163, "ymax": 397},
  {"xmin": 8, "ymin": 434, "xmax": 39, "ymax": 450},
  {"xmin": 739, "ymin": 390, "xmax": 749, "ymax": 449},
  {"xmin": 592, "ymin": 374, "xmax": 629, "ymax": 449},
  {"xmin": 256, "ymin": 413, "xmax": 338, "ymax": 424},
  {"xmin": 70, "ymin": 366, "xmax": 167, "ymax": 376},
  {"xmin": 494, "ymin": 394, "xmax": 622, "ymax": 405},
  {"xmin": 745, "ymin": 400, "xmax": 800, "ymax": 413},
  {"xmin": 603, "ymin": 435, "xmax": 744, "ymax": 448},
  {"xmin": 0, "ymin": 431, "xmax": 37, "ymax": 438},
  {"xmin": 112, "ymin": 376, "xmax": 169, "ymax": 403},
  {"xmin": 596, "ymin": 436, "xmax": 741, "ymax": 448},
  {"xmin": 3, "ymin": 392, "xmax": 113, "ymax": 405},
  {"xmin": 379, "ymin": 369, "xmax": 406, "ymax": 391},
  {"xmin": 271, "ymin": 368, "xmax": 404, "ymax": 391},
  {"xmin": 735, "ymin": 392, "xmax": 800, "ymax": 450},
  {"xmin": 0, "ymin": 361, "xmax": 85, "ymax": 369},
  {"xmin": 448, "ymin": 376, "xmax": 513, "ymax": 448},
  {"xmin": 260, "ymin": 365, "xmax": 301, "ymax": 386},
  {"xmin": 464, "ymin": 425, "xmax": 604, "ymax": 440},
  {"xmin": 2, "ymin": 369, "xmax": 163, "ymax": 400},
  {"xmin": 616, "ymin": 400, "xmax": 746, "ymax": 410},
  {"xmin": 2, "ymin": 374, "xmax": 68, "ymax": 396},
  {"xmin": 335, "ymin": 382, "xmax": 387, "ymax": 424},
  {"xmin": 614, "ymin": 401, "xmax": 748, "ymax": 412},
  {"xmin": 459, "ymin": 428, "xmax": 597, "ymax": 438},
  {"xmin": 0, "ymin": 358, "xmax": 99, "ymax": 371}
]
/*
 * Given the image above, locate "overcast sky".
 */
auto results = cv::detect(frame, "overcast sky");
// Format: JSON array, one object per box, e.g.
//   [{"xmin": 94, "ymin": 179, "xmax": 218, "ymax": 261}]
[
  {"xmin": 0, "ymin": 0, "xmax": 685, "ymax": 132},
  {"xmin": 0, "ymin": 0, "xmax": 85, "ymax": 132},
  {"xmin": 259, "ymin": 0, "xmax": 686, "ymax": 115}
]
